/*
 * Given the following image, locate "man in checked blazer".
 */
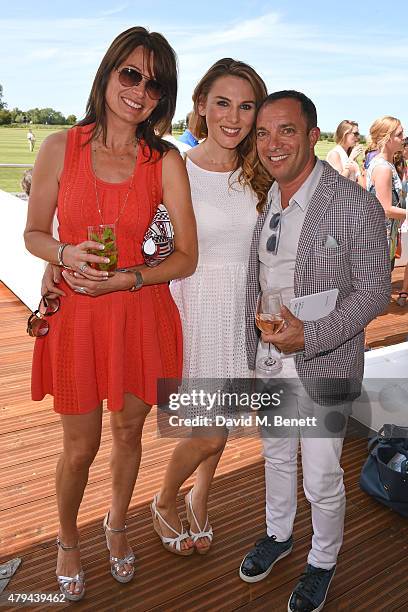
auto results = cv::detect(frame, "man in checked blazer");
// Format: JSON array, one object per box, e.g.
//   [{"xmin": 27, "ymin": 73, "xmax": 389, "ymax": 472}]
[{"xmin": 239, "ymin": 91, "xmax": 391, "ymax": 612}]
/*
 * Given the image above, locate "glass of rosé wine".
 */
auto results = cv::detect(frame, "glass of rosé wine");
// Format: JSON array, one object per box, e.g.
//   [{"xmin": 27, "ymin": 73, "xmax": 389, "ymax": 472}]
[{"xmin": 255, "ymin": 289, "xmax": 284, "ymax": 374}]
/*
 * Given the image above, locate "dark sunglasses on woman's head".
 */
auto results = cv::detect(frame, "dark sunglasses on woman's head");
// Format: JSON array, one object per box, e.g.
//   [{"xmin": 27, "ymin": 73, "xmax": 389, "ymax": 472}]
[
  {"xmin": 117, "ymin": 67, "xmax": 165, "ymax": 100},
  {"xmin": 266, "ymin": 212, "xmax": 281, "ymax": 255},
  {"xmin": 27, "ymin": 295, "xmax": 60, "ymax": 337}
]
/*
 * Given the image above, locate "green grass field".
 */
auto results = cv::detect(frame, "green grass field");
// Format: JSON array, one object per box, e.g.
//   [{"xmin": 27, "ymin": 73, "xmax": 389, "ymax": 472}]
[
  {"xmin": 0, "ymin": 125, "xmax": 63, "ymax": 192},
  {"xmin": 0, "ymin": 125, "xmax": 334, "ymax": 193}
]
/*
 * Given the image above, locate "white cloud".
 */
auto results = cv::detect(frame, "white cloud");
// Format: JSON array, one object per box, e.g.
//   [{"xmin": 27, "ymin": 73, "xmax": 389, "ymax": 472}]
[
  {"xmin": 100, "ymin": 4, "xmax": 129, "ymax": 16},
  {"xmin": 0, "ymin": 11, "xmax": 406, "ymax": 132}
]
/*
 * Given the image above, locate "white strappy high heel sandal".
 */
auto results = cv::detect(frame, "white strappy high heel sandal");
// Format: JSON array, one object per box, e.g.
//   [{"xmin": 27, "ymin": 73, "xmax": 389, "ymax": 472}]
[
  {"xmin": 150, "ymin": 493, "xmax": 194, "ymax": 556},
  {"xmin": 56, "ymin": 538, "xmax": 85, "ymax": 602},
  {"xmin": 103, "ymin": 511, "xmax": 136, "ymax": 583},
  {"xmin": 185, "ymin": 489, "xmax": 213, "ymax": 555}
]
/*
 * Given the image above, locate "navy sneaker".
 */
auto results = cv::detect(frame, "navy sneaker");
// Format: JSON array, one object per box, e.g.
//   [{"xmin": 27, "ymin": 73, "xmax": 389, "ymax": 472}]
[
  {"xmin": 288, "ymin": 564, "xmax": 336, "ymax": 612},
  {"xmin": 239, "ymin": 534, "xmax": 293, "ymax": 583}
]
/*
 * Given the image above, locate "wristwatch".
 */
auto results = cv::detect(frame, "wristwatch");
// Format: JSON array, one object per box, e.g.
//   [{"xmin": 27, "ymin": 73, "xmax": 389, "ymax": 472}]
[{"xmin": 129, "ymin": 270, "xmax": 144, "ymax": 292}]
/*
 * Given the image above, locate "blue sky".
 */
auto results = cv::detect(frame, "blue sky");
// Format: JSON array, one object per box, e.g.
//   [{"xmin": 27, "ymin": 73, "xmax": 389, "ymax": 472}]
[{"xmin": 1, "ymin": 1, "xmax": 407, "ymax": 135}]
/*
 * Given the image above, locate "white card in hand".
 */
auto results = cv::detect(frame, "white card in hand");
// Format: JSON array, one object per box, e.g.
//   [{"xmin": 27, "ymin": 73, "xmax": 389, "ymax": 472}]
[{"xmin": 289, "ymin": 289, "xmax": 339, "ymax": 321}]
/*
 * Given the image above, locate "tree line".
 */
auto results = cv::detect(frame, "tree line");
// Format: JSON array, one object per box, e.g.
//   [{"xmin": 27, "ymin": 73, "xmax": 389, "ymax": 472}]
[
  {"xmin": 0, "ymin": 85, "xmax": 366, "ymax": 141},
  {"xmin": 0, "ymin": 84, "xmax": 76, "ymax": 126}
]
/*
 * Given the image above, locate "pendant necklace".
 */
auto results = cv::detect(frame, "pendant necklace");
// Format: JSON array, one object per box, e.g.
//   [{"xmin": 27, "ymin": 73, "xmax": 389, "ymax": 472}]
[{"xmin": 92, "ymin": 140, "xmax": 138, "ymax": 226}]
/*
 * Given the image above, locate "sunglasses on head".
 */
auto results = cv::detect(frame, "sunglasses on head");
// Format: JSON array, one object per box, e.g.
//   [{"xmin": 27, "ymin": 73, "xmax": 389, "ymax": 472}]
[
  {"xmin": 266, "ymin": 212, "xmax": 281, "ymax": 255},
  {"xmin": 117, "ymin": 67, "xmax": 165, "ymax": 100},
  {"xmin": 27, "ymin": 295, "xmax": 60, "ymax": 337}
]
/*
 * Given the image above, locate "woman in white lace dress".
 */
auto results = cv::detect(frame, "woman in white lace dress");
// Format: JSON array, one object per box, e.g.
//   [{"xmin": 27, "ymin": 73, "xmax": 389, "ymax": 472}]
[{"xmin": 151, "ymin": 59, "xmax": 270, "ymax": 555}]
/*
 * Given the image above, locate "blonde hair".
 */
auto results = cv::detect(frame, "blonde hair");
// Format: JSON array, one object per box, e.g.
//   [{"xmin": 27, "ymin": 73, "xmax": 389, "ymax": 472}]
[
  {"xmin": 189, "ymin": 58, "xmax": 272, "ymax": 211},
  {"xmin": 368, "ymin": 116, "xmax": 401, "ymax": 152}
]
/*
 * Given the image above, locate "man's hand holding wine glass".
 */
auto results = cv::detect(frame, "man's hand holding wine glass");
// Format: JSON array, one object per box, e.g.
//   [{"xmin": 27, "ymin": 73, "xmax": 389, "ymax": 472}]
[{"xmin": 261, "ymin": 306, "xmax": 305, "ymax": 354}]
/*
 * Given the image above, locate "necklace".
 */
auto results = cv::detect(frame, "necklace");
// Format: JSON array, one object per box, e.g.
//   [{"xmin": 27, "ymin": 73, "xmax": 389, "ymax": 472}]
[
  {"xmin": 92, "ymin": 141, "xmax": 137, "ymax": 226},
  {"xmin": 202, "ymin": 143, "xmax": 237, "ymax": 171},
  {"xmin": 94, "ymin": 173, "xmax": 134, "ymax": 227}
]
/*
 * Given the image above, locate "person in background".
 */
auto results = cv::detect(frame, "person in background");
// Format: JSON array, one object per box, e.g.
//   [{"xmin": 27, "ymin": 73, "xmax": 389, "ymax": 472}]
[
  {"xmin": 395, "ymin": 141, "xmax": 408, "ymax": 207},
  {"xmin": 24, "ymin": 26, "xmax": 197, "ymax": 600},
  {"xmin": 21, "ymin": 168, "xmax": 33, "ymax": 197},
  {"xmin": 178, "ymin": 111, "xmax": 199, "ymax": 147},
  {"xmin": 395, "ymin": 137, "xmax": 408, "ymax": 306},
  {"xmin": 152, "ymin": 58, "xmax": 269, "ymax": 557},
  {"xmin": 326, "ymin": 119, "xmax": 364, "ymax": 184},
  {"xmin": 364, "ymin": 145, "xmax": 379, "ymax": 170},
  {"xmin": 162, "ymin": 120, "xmax": 191, "ymax": 156},
  {"xmin": 393, "ymin": 151, "xmax": 406, "ymax": 207},
  {"xmin": 27, "ymin": 128, "xmax": 36, "ymax": 152},
  {"xmin": 366, "ymin": 116, "xmax": 406, "ymax": 271},
  {"xmin": 360, "ymin": 145, "xmax": 379, "ymax": 188}
]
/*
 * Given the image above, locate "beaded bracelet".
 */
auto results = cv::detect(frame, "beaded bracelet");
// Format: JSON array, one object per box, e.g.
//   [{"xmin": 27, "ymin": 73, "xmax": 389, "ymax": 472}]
[{"xmin": 57, "ymin": 243, "xmax": 71, "ymax": 269}]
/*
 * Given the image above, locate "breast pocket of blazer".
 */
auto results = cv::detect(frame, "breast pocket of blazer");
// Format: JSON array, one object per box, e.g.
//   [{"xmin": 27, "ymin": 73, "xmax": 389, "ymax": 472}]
[
  {"xmin": 312, "ymin": 245, "xmax": 351, "ymax": 278},
  {"xmin": 313, "ymin": 244, "xmax": 349, "ymax": 260}
]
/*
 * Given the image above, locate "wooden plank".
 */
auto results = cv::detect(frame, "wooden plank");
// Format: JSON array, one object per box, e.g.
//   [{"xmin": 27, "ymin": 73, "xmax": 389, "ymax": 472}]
[{"xmin": 1, "ymin": 272, "xmax": 408, "ymax": 611}]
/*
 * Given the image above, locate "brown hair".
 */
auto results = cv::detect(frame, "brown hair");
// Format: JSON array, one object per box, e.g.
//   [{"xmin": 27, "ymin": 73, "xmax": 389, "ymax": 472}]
[
  {"xmin": 334, "ymin": 119, "xmax": 359, "ymax": 155},
  {"xmin": 77, "ymin": 26, "xmax": 178, "ymax": 159},
  {"xmin": 189, "ymin": 58, "xmax": 271, "ymax": 211},
  {"xmin": 393, "ymin": 150, "xmax": 405, "ymax": 180},
  {"xmin": 21, "ymin": 168, "xmax": 32, "ymax": 196},
  {"xmin": 368, "ymin": 116, "xmax": 401, "ymax": 153}
]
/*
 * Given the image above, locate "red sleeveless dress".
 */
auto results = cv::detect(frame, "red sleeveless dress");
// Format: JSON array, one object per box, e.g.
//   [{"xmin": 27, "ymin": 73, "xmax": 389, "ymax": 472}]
[{"xmin": 31, "ymin": 125, "xmax": 182, "ymax": 414}]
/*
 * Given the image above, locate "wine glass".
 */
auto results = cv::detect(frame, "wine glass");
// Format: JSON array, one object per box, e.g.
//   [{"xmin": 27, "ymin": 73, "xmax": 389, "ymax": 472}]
[{"xmin": 255, "ymin": 290, "xmax": 284, "ymax": 374}]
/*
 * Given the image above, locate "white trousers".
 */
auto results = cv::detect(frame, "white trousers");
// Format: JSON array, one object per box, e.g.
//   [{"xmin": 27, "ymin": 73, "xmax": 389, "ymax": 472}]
[{"xmin": 256, "ymin": 343, "xmax": 347, "ymax": 569}]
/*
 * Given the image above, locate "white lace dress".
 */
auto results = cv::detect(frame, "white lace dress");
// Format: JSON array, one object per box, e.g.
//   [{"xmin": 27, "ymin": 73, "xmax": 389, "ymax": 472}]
[{"xmin": 170, "ymin": 158, "xmax": 258, "ymax": 392}]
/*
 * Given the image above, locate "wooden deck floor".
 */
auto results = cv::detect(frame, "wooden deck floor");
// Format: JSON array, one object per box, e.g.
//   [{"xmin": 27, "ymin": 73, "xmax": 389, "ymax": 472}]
[{"xmin": 1, "ymin": 270, "xmax": 408, "ymax": 611}]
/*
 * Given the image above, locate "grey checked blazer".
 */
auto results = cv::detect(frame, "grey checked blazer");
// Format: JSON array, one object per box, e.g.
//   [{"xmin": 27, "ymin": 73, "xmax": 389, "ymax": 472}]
[{"xmin": 245, "ymin": 161, "xmax": 391, "ymax": 403}]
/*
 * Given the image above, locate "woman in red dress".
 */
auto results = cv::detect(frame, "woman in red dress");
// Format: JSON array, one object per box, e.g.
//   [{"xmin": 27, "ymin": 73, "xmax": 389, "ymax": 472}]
[{"xmin": 24, "ymin": 27, "xmax": 197, "ymax": 600}]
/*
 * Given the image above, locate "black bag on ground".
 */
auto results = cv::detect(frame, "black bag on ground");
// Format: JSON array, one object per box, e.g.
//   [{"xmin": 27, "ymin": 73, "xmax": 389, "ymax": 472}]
[{"xmin": 359, "ymin": 424, "xmax": 408, "ymax": 517}]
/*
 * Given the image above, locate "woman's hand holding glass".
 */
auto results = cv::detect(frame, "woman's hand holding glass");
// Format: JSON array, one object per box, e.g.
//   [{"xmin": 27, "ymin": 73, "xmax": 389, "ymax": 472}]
[
  {"xmin": 349, "ymin": 144, "xmax": 364, "ymax": 162},
  {"xmin": 59, "ymin": 240, "xmax": 112, "ymax": 281}
]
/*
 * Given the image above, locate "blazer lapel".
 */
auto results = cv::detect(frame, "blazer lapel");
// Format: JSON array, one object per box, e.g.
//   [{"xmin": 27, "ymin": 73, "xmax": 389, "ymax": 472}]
[
  {"xmin": 256, "ymin": 198, "xmax": 271, "ymax": 239},
  {"xmin": 294, "ymin": 161, "xmax": 337, "ymax": 292}
]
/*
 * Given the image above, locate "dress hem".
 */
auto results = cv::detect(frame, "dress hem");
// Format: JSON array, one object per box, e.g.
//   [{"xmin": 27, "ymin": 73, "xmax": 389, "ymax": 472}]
[{"xmin": 32, "ymin": 390, "xmax": 156, "ymax": 415}]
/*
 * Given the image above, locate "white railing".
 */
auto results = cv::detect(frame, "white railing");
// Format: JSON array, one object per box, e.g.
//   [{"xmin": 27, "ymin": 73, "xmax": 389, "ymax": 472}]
[
  {"xmin": 0, "ymin": 163, "xmax": 33, "ymax": 168},
  {"xmin": 0, "ymin": 189, "xmax": 45, "ymax": 311}
]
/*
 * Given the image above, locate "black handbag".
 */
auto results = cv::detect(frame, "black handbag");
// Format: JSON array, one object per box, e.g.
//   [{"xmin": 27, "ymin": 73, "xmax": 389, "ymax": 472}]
[
  {"xmin": 142, "ymin": 204, "xmax": 174, "ymax": 267},
  {"xmin": 359, "ymin": 424, "xmax": 408, "ymax": 517}
]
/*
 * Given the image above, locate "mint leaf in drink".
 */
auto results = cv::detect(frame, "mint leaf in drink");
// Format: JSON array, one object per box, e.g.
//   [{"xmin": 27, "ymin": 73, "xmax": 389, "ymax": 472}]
[
  {"xmin": 104, "ymin": 240, "xmax": 115, "ymax": 251},
  {"xmin": 102, "ymin": 227, "xmax": 115, "ymax": 241}
]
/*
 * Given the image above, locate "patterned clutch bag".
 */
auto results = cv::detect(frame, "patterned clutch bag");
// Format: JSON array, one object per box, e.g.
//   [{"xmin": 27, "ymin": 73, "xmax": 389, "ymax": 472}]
[{"xmin": 142, "ymin": 204, "xmax": 174, "ymax": 267}]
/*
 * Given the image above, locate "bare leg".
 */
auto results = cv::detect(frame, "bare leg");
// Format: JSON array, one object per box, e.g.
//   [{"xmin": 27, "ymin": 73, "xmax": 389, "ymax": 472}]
[
  {"xmin": 107, "ymin": 393, "xmax": 151, "ymax": 575},
  {"xmin": 56, "ymin": 406, "xmax": 103, "ymax": 593},
  {"xmin": 191, "ymin": 441, "xmax": 227, "ymax": 548},
  {"xmin": 157, "ymin": 427, "xmax": 228, "ymax": 551}
]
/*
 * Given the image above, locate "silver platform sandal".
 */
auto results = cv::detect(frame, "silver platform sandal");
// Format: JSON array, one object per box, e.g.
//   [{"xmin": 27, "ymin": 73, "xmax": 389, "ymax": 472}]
[
  {"xmin": 103, "ymin": 511, "xmax": 135, "ymax": 583},
  {"xmin": 56, "ymin": 538, "xmax": 85, "ymax": 602}
]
